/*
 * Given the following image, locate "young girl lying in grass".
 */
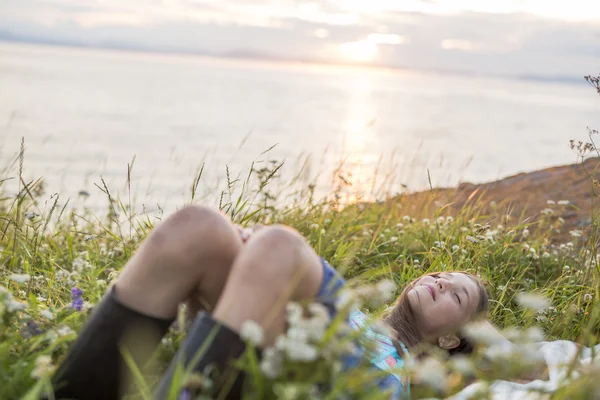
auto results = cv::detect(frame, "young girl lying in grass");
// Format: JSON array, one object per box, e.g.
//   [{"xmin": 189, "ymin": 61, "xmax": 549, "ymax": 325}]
[{"xmin": 49, "ymin": 205, "xmax": 500, "ymax": 400}]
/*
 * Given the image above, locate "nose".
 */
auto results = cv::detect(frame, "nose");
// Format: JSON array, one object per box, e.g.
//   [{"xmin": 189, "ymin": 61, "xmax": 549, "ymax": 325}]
[{"xmin": 435, "ymin": 277, "xmax": 451, "ymax": 292}]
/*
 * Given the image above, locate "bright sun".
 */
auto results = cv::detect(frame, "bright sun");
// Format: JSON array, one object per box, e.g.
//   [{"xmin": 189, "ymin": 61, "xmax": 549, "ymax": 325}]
[{"xmin": 339, "ymin": 41, "xmax": 379, "ymax": 63}]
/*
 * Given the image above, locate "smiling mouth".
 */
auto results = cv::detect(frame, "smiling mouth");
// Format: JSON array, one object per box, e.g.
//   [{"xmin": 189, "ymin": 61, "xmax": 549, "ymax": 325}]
[{"xmin": 424, "ymin": 284, "xmax": 436, "ymax": 301}]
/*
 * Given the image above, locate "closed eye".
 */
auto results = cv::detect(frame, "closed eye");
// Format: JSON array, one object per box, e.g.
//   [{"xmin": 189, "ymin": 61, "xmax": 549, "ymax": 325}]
[{"xmin": 455, "ymin": 294, "xmax": 461, "ymax": 305}]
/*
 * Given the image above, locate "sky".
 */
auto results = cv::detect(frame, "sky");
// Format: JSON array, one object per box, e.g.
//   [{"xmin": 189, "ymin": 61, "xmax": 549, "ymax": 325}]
[{"xmin": 1, "ymin": 0, "xmax": 599, "ymax": 78}]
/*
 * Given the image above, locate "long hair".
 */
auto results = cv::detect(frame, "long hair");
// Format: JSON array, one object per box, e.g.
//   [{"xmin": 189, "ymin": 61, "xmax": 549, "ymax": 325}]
[{"xmin": 382, "ymin": 271, "xmax": 489, "ymax": 356}]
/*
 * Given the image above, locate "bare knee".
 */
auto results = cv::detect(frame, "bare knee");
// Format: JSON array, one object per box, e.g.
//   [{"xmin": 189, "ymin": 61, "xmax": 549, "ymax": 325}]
[
  {"xmin": 234, "ymin": 225, "xmax": 322, "ymax": 297},
  {"xmin": 145, "ymin": 205, "xmax": 241, "ymax": 270}
]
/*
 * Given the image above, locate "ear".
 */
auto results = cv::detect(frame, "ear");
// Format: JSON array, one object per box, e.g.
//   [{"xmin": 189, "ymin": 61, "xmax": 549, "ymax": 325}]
[{"xmin": 437, "ymin": 334, "xmax": 461, "ymax": 350}]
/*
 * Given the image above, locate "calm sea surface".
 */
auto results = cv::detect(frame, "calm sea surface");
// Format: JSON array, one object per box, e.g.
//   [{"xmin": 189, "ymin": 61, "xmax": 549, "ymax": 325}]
[{"xmin": 0, "ymin": 42, "xmax": 598, "ymax": 213}]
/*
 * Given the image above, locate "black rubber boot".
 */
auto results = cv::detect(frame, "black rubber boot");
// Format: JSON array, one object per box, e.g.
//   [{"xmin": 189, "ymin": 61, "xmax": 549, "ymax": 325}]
[
  {"xmin": 154, "ymin": 312, "xmax": 249, "ymax": 400},
  {"xmin": 51, "ymin": 286, "xmax": 173, "ymax": 400}
]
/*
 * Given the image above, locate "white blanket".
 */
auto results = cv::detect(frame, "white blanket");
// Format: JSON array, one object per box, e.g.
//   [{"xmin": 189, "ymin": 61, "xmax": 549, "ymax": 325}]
[{"xmin": 448, "ymin": 340, "xmax": 600, "ymax": 400}]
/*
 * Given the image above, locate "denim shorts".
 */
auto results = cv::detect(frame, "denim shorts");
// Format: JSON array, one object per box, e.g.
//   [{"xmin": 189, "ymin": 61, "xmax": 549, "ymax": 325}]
[{"xmin": 315, "ymin": 258, "xmax": 346, "ymax": 319}]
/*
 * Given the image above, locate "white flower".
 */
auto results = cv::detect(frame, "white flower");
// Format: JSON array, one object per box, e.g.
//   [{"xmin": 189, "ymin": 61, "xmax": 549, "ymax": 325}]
[
  {"xmin": 335, "ymin": 289, "xmax": 361, "ymax": 310},
  {"xmin": 260, "ymin": 347, "xmax": 283, "ymax": 378},
  {"xmin": 375, "ymin": 279, "xmax": 396, "ymax": 303},
  {"xmin": 57, "ymin": 326, "xmax": 75, "ymax": 337},
  {"xmin": 240, "ymin": 320, "xmax": 264, "ymax": 346},
  {"xmin": 451, "ymin": 356, "xmax": 474, "ymax": 376},
  {"xmin": 9, "ymin": 274, "xmax": 30, "ymax": 284},
  {"xmin": 396, "ymin": 223, "xmax": 404, "ymax": 229},
  {"xmin": 452, "ymin": 245, "xmax": 460, "ymax": 252},
  {"xmin": 283, "ymin": 339, "xmax": 318, "ymax": 362},
  {"xmin": 466, "ymin": 235, "xmax": 480, "ymax": 244},
  {"xmin": 433, "ymin": 241, "xmax": 445, "ymax": 249},
  {"xmin": 522, "ymin": 228, "xmax": 530, "ymax": 238},
  {"xmin": 446, "ymin": 216, "xmax": 454, "ymax": 224},
  {"xmin": 7, "ymin": 300, "xmax": 27, "ymax": 312},
  {"xmin": 324, "ymin": 219, "xmax": 331, "ymax": 224},
  {"xmin": 390, "ymin": 236, "xmax": 398, "ymax": 243},
  {"xmin": 558, "ymin": 200, "xmax": 570, "ymax": 205},
  {"xmin": 422, "ymin": 218, "xmax": 430, "ymax": 226},
  {"xmin": 31, "ymin": 355, "xmax": 54, "ymax": 380},
  {"xmin": 540, "ymin": 208, "xmax": 553, "ymax": 215},
  {"xmin": 583, "ymin": 293, "xmax": 593, "ymax": 303},
  {"xmin": 310, "ymin": 223, "xmax": 319, "ymax": 230},
  {"xmin": 460, "ymin": 227, "xmax": 469, "ymax": 232},
  {"xmin": 24, "ymin": 211, "xmax": 39, "ymax": 220},
  {"xmin": 569, "ymin": 230, "xmax": 582, "ymax": 238},
  {"xmin": 516, "ymin": 292, "xmax": 550, "ymax": 311},
  {"xmin": 320, "ymin": 229, "xmax": 326, "ymax": 235},
  {"xmin": 463, "ymin": 321, "xmax": 507, "ymax": 346},
  {"xmin": 547, "ymin": 200, "xmax": 556, "ymax": 205},
  {"xmin": 286, "ymin": 302, "xmax": 303, "ymax": 324},
  {"xmin": 308, "ymin": 303, "xmax": 330, "ymax": 323},
  {"xmin": 40, "ymin": 309, "xmax": 54, "ymax": 320},
  {"xmin": 411, "ymin": 357, "xmax": 448, "ymax": 392},
  {"xmin": 403, "ymin": 216, "xmax": 411, "ymax": 223},
  {"xmin": 97, "ymin": 279, "xmax": 107, "ymax": 288},
  {"xmin": 72, "ymin": 257, "xmax": 91, "ymax": 272}
]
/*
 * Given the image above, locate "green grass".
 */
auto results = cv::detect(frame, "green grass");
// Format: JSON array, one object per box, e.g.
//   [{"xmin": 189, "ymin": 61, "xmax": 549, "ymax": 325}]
[{"xmin": 0, "ymin": 149, "xmax": 599, "ymax": 400}]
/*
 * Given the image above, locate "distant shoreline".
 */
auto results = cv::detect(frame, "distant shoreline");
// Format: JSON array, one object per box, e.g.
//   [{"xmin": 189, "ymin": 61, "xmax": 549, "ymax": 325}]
[{"xmin": 0, "ymin": 38, "xmax": 588, "ymax": 87}]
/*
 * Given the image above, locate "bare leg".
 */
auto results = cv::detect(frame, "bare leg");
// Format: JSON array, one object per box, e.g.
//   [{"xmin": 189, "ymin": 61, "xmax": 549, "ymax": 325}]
[
  {"xmin": 213, "ymin": 224, "xmax": 324, "ymax": 346},
  {"xmin": 115, "ymin": 205, "xmax": 243, "ymax": 319}
]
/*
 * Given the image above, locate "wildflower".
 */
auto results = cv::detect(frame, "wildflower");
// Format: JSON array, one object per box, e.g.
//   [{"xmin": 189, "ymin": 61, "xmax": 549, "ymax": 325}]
[
  {"xmin": 82, "ymin": 301, "xmax": 94, "ymax": 312},
  {"xmin": 451, "ymin": 245, "xmax": 460, "ymax": 252},
  {"xmin": 411, "ymin": 357, "xmax": 448, "ymax": 393},
  {"xmin": 403, "ymin": 216, "xmax": 411, "ymax": 223},
  {"xmin": 422, "ymin": 218, "xmax": 430, "ymax": 226},
  {"xmin": 375, "ymin": 279, "xmax": 396, "ymax": 303},
  {"xmin": 433, "ymin": 241, "xmax": 445, "ymax": 249},
  {"xmin": 336, "ymin": 289, "xmax": 361, "ymax": 310},
  {"xmin": 446, "ymin": 216, "xmax": 454, "ymax": 224},
  {"xmin": 320, "ymin": 229, "xmax": 326, "ymax": 235},
  {"xmin": 547, "ymin": 200, "xmax": 556, "ymax": 205},
  {"xmin": 31, "ymin": 355, "xmax": 54, "ymax": 380},
  {"xmin": 24, "ymin": 211, "xmax": 39, "ymax": 220},
  {"xmin": 240, "ymin": 320, "xmax": 264, "ymax": 346},
  {"xmin": 522, "ymin": 228, "xmax": 530, "ymax": 238},
  {"xmin": 390, "ymin": 236, "xmax": 398, "ymax": 242},
  {"xmin": 569, "ymin": 230, "xmax": 582, "ymax": 238},
  {"xmin": 286, "ymin": 302, "xmax": 303, "ymax": 324},
  {"xmin": 283, "ymin": 338, "xmax": 318, "ymax": 362},
  {"xmin": 310, "ymin": 223, "xmax": 319, "ymax": 230},
  {"xmin": 466, "ymin": 236, "xmax": 480, "ymax": 244},
  {"xmin": 558, "ymin": 200, "xmax": 570, "ymax": 205},
  {"xmin": 7, "ymin": 300, "xmax": 27, "ymax": 312},
  {"xmin": 71, "ymin": 287, "xmax": 83, "ymax": 311},
  {"xmin": 22, "ymin": 320, "xmax": 44, "ymax": 338},
  {"xmin": 460, "ymin": 227, "xmax": 469, "ymax": 232},
  {"xmin": 516, "ymin": 292, "xmax": 549, "ymax": 311},
  {"xmin": 451, "ymin": 356, "xmax": 474, "ymax": 376},
  {"xmin": 84, "ymin": 235, "xmax": 96, "ymax": 241},
  {"xmin": 97, "ymin": 279, "xmax": 107, "ymax": 288},
  {"xmin": 57, "ymin": 326, "xmax": 75, "ymax": 337},
  {"xmin": 396, "ymin": 223, "xmax": 404, "ymax": 229},
  {"xmin": 260, "ymin": 347, "xmax": 283, "ymax": 378},
  {"xmin": 540, "ymin": 208, "xmax": 553, "ymax": 216},
  {"xmin": 72, "ymin": 257, "xmax": 91, "ymax": 272},
  {"xmin": 324, "ymin": 219, "xmax": 331, "ymax": 224},
  {"xmin": 583, "ymin": 293, "xmax": 593, "ymax": 303},
  {"xmin": 40, "ymin": 309, "xmax": 54, "ymax": 320},
  {"xmin": 563, "ymin": 265, "xmax": 570, "ymax": 272},
  {"xmin": 463, "ymin": 321, "xmax": 506, "ymax": 346},
  {"xmin": 9, "ymin": 274, "xmax": 31, "ymax": 284}
]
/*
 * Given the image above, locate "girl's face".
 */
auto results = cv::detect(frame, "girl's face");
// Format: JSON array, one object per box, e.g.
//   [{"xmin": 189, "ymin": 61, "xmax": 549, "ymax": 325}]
[{"xmin": 407, "ymin": 272, "xmax": 481, "ymax": 338}]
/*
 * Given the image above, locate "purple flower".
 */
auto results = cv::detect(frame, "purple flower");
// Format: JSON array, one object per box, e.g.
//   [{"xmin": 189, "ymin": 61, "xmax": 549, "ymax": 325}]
[
  {"xmin": 71, "ymin": 287, "xmax": 83, "ymax": 312},
  {"xmin": 21, "ymin": 320, "xmax": 44, "ymax": 338}
]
